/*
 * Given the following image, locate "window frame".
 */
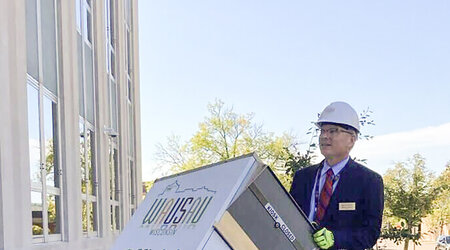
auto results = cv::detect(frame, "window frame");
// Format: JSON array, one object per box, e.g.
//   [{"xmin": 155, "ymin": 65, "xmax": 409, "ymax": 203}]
[
  {"xmin": 79, "ymin": 119, "xmax": 99, "ymax": 237},
  {"xmin": 109, "ymin": 141, "xmax": 121, "ymax": 232},
  {"xmin": 26, "ymin": 0, "xmax": 63, "ymax": 243},
  {"xmin": 28, "ymin": 76, "xmax": 64, "ymax": 244},
  {"xmin": 124, "ymin": 0, "xmax": 137, "ymax": 217},
  {"xmin": 77, "ymin": 0, "xmax": 99, "ymax": 237},
  {"xmin": 105, "ymin": 0, "xmax": 119, "ymax": 132}
]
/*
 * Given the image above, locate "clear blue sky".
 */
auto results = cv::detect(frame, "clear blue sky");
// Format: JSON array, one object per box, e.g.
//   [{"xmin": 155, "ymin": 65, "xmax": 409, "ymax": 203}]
[{"xmin": 138, "ymin": 0, "xmax": 450, "ymax": 181}]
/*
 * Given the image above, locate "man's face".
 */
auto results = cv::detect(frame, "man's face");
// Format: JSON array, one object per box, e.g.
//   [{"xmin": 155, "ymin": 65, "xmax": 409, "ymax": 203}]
[{"xmin": 319, "ymin": 124, "xmax": 356, "ymax": 162}]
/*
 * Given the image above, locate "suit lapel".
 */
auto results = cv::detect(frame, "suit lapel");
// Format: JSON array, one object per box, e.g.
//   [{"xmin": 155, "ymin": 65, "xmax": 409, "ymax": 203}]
[{"xmin": 304, "ymin": 162, "xmax": 323, "ymax": 215}]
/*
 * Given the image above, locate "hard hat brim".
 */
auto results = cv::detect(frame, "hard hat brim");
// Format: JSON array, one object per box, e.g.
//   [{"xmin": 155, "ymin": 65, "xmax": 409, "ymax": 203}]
[{"xmin": 316, "ymin": 121, "xmax": 359, "ymax": 133}]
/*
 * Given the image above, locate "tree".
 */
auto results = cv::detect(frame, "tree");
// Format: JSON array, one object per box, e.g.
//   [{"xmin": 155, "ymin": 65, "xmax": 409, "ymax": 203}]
[
  {"xmin": 156, "ymin": 99, "xmax": 296, "ymax": 187},
  {"xmin": 142, "ymin": 180, "xmax": 154, "ymax": 200},
  {"xmin": 381, "ymin": 154, "xmax": 437, "ymax": 250},
  {"xmin": 283, "ymin": 124, "xmax": 319, "ymax": 189},
  {"xmin": 427, "ymin": 163, "xmax": 450, "ymax": 236}
]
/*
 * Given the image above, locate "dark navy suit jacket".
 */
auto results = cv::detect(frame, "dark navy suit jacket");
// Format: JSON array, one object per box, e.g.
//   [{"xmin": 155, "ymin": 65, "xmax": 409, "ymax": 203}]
[{"xmin": 290, "ymin": 159, "xmax": 384, "ymax": 250}]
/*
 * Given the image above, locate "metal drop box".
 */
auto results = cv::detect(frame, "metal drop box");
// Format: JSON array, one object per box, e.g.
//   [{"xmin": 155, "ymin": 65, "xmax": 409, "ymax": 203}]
[
  {"xmin": 113, "ymin": 153, "xmax": 318, "ymax": 250},
  {"xmin": 215, "ymin": 166, "xmax": 318, "ymax": 250}
]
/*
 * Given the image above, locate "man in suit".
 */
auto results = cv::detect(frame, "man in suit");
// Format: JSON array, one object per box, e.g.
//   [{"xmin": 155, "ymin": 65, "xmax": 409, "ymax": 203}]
[{"xmin": 290, "ymin": 101, "xmax": 384, "ymax": 250}]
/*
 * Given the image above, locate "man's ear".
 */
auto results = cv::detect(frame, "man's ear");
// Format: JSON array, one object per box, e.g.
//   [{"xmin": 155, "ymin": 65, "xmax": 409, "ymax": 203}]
[
  {"xmin": 352, "ymin": 133, "xmax": 357, "ymax": 143},
  {"xmin": 348, "ymin": 134, "xmax": 356, "ymax": 150}
]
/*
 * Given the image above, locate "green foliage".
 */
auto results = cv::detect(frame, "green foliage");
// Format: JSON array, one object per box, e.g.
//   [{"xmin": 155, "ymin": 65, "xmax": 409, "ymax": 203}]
[
  {"xmin": 382, "ymin": 154, "xmax": 437, "ymax": 250},
  {"xmin": 32, "ymin": 225, "xmax": 43, "ymax": 235},
  {"xmin": 282, "ymin": 125, "xmax": 319, "ymax": 190},
  {"xmin": 156, "ymin": 99, "xmax": 295, "ymax": 187},
  {"xmin": 427, "ymin": 163, "xmax": 450, "ymax": 235},
  {"xmin": 142, "ymin": 180, "xmax": 155, "ymax": 200},
  {"xmin": 358, "ymin": 108, "xmax": 375, "ymax": 140},
  {"xmin": 143, "ymin": 180, "xmax": 154, "ymax": 193},
  {"xmin": 380, "ymin": 222, "xmax": 421, "ymax": 246}
]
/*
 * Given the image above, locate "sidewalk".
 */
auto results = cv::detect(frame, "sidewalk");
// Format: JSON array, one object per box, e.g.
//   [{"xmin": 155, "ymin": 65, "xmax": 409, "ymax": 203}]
[{"xmin": 377, "ymin": 240, "xmax": 436, "ymax": 250}]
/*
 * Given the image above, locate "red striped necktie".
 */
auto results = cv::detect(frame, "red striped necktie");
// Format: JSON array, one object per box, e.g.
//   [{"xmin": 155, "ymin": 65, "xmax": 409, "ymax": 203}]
[{"xmin": 315, "ymin": 168, "xmax": 335, "ymax": 224}]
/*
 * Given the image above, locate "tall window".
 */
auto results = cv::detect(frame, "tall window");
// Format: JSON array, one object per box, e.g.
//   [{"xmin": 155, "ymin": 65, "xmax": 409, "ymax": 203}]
[
  {"xmin": 26, "ymin": 0, "xmax": 62, "ymax": 242},
  {"xmin": 79, "ymin": 122, "xmax": 98, "ymax": 235},
  {"xmin": 129, "ymin": 159, "xmax": 136, "ymax": 215},
  {"xmin": 127, "ymin": 85, "xmax": 136, "ymax": 214},
  {"xmin": 105, "ymin": 0, "xmax": 118, "ymax": 131},
  {"xmin": 125, "ymin": 0, "xmax": 133, "ymax": 77},
  {"xmin": 76, "ymin": 0, "xmax": 99, "ymax": 236},
  {"xmin": 106, "ymin": 0, "xmax": 121, "ymax": 231},
  {"xmin": 109, "ymin": 144, "xmax": 121, "ymax": 231}
]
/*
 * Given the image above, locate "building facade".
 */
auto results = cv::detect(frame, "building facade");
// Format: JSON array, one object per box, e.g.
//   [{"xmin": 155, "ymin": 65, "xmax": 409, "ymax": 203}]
[{"xmin": 0, "ymin": 0, "xmax": 142, "ymax": 249}]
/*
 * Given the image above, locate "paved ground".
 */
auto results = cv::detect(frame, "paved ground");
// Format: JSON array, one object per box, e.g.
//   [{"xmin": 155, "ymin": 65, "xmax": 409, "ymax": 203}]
[{"xmin": 376, "ymin": 240, "xmax": 436, "ymax": 250}]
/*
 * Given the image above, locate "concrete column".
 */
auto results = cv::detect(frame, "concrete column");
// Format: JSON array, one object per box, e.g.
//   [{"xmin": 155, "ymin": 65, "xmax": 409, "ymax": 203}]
[
  {"xmin": 116, "ymin": 0, "xmax": 131, "ymax": 227},
  {"xmin": 91, "ymin": 0, "xmax": 114, "ymax": 240},
  {"xmin": 132, "ymin": 0, "xmax": 143, "ymax": 207},
  {"xmin": 0, "ymin": 0, "xmax": 32, "ymax": 248},
  {"xmin": 58, "ymin": 0, "xmax": 83, "ymax": 245}
]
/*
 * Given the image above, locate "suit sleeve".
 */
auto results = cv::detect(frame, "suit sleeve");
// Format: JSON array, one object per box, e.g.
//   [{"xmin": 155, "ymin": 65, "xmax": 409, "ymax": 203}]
[
  {"xmin": 333, "ymin": 173, "xmax": 384, "ymax": 249},
  {"xmin": 289, "ymin": 170, "xmax": 304, "ymax": 210}
]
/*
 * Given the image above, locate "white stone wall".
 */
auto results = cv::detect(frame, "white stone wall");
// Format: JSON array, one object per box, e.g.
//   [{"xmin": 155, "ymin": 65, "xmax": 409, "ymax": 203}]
[{"xmin": 0, "ymin": 0, "xmax": 142, "ymax": 249}]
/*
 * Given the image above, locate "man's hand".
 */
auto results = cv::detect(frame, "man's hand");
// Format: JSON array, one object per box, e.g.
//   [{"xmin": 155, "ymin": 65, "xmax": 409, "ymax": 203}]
[{"xmin": 313, "ymin": 228, "xmax": 334, "ymax": 249}]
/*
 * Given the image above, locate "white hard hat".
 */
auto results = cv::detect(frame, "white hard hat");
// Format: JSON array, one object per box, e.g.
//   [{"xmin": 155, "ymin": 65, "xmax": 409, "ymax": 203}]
[{"xmin": 317, "ymin": 101, "xmax": 360, "ymax": 132}]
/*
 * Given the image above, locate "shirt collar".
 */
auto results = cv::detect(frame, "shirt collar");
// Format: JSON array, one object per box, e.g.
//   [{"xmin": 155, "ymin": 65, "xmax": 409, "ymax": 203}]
[{"xmin": 321, "ymin": 156, "xmax": 350, "ymax": 176}]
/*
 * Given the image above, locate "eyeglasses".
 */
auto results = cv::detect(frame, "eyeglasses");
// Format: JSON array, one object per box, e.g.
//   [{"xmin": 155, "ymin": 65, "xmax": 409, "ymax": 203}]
[{"xmin": 319, "ymin": 127, "xmax": 354, "ymax": 137}]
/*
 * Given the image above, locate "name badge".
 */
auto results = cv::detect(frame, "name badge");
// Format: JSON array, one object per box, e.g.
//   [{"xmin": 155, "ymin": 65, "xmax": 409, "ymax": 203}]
[{"xmin": 339, "ymin": 202, "xmax": 356, "ymax": 211}]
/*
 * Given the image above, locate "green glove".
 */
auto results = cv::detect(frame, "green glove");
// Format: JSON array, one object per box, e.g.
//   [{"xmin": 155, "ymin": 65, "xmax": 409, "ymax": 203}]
[{"xmin": 313, "ymin": 227, "xmax": 335, "ymax": 249}]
